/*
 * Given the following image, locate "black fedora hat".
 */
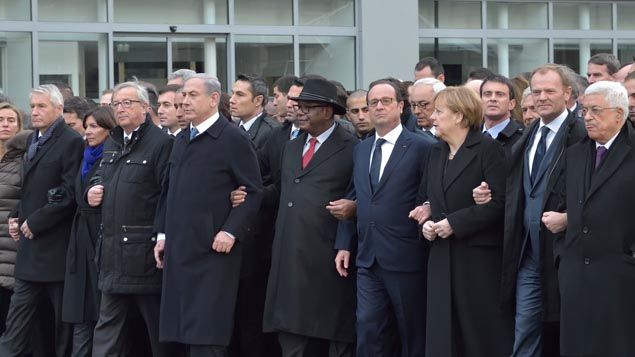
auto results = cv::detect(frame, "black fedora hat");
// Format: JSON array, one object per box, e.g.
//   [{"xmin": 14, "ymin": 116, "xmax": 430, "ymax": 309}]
[{"xmin": 288, "ymin": 78, "xmax": 347, "ymax": 115}]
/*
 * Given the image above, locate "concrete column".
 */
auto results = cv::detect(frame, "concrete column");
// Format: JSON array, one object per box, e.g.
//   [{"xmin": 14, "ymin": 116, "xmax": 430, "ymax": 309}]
[
  {"xmin": 579, "ymin": 4, "xmax": 591, "ymax": 75},
  {"xmin": 497, "ymin": 5, "xmax": 509, "ymax": 76},
  {"xmin": 98, "ymin": 35, "xmax": 108, "ymax": 92},
  {"xmin": 204, "ymin": 0, "xmax": 217, "ymax": 76}
]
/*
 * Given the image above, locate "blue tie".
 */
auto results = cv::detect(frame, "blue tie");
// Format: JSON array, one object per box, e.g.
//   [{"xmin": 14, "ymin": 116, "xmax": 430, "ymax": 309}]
[
  {"xmin": 530, "ymin": 126, "xmax": 550, "ymax": 184},
  {"xmin": 291, "ymin": 128, "xmax": 300, "ymax": 140},
  {"xmin": 369, "ymin": 138, "xmax": 386, "ymax": 192},
  {"xmin": 190, "ymin": 127, "xmax": 199, "ymax": 140}
]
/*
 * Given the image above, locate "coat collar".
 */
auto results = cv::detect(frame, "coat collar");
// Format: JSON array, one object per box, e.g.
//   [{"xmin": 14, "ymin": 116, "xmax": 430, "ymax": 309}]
[
  {"xmin": 585, "ymin": 122, "xmax": 632, "ymax": 201},
  {"xmin": 291, "ymin": 123, "xmax": 351, "ymax": 178},
  {"xmin": 440, "ymin": 128, "xmax": 481, "ymax": 192},
  {"xmin": 23, "ymin": 120, "xmax": 66, "ymax": 176}
]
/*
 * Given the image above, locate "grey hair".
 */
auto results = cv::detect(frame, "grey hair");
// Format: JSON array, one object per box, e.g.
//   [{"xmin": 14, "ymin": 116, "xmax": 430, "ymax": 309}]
[
  {"xmin": 168, "ymin": 69, "xmax": 196, "ymax": 82},
  {"xmin": 112, "ymin": 81, "xmax": 149, "ymax": 105},
  {"xmin": 413, "ymin": 77, "xmax": 446, "ymax": 94},
  {"xmin": 585, "ymin": 80, "xmax": 629, "ymax": 121},
  {"xmin": 30, "ymin": 84, "xmax": 64, "ymax": 106},
  {"xmin": 187, "ymin": 73, "xmax": 222, "ymax": 95},
  {"xmin": 348, "ymin": 89, "xmax": 368, "ymax": 100},
  {"xmin": 522, "ymin": 87, "xmax": 532, "ymax": 101}
]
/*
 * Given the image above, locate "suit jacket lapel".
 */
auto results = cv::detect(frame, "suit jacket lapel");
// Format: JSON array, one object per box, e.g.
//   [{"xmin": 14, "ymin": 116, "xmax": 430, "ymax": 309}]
[
  {"xmin": 359, "ymin": 138, "xmax": 373, "ymax": 196},
  {"xmin": 374, "ymin": 132, "xmax": 411, "ymax": 193},
  {"xmin": 246, "ymin": 115, "xmax": 263, "ymax": 140},
  {"xmin": 23, "ymin": 126, "xmax": 61, "ymax": 178},
  {"xmin": 586, "ymin": 125, "xmax": 631, "ymax": 201},
  {"xmin": 299, "ymin": 126, "xmax": 347, "ymax": 177},
  {"xmin": 289, "ymin": 132, "xmax": 306, "ymax": 177}
]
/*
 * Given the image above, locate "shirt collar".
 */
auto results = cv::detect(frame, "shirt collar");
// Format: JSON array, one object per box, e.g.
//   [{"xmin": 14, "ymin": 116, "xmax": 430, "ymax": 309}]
[
  {"xmin": 539, "ymin": 109, "xmax": 568, "ymax": 135},
  {"xmin": 483, "ymin": 118, "xmax": 510, "ymax": 139},
  {"xmin": 240, "ymin": 112, "xmax": 262, "ymax": 132},
  {"xmin": 306, "ymin": 121, "xmax": 337, "ymax": 145},
  {"xmin": 191, "ymin": 112, "xmax": 220, "ymax": 135},
  {"xmin": 596, "ymin": 128, "xmax": 621, "ymax": 150},
  {"xmin": 169, "ymin": 127, "xmax": 182, "ymax": 136},
  {"xmin": 376, "ymin": 124, "xmax": 403, "ymax": 145},
  {"xmin": 123, "ymin": 126, "xmax": 140, "ymax": 140}
]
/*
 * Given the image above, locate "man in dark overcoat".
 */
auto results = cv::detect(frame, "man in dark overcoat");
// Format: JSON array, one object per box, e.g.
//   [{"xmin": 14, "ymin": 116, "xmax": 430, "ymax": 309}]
[
  {"xmin": 262, "ymin": 78, "xmax": 357, "ymax": 357},
  {"xmin": 153, "ymin": 73, "xmax": 263, "ymax": 357},
  {"xmin": 0, "ymin": 85, "xmax": 83, "ymax": 356},
  {"xmin": 559, "ymin": 80, "xmax": 635, "ymax": 356}
]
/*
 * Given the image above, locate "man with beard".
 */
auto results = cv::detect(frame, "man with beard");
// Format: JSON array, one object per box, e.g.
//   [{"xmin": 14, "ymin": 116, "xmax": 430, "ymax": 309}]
[{"xmin": 345, "ymin": 90, "xmax": 373, "ymax": 140}]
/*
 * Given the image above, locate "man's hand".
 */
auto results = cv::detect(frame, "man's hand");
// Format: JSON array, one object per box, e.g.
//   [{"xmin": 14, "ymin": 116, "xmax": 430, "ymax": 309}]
[
  {"xmin": 154, "ymin": 240, "xmax": 165, "ymax": 269},
  {"xmin": 87, "ymin": 185, "xmax": 104, "ymax": 207},
  {"xmin": 20, "ymin": 220, "xmax": 33, "ymax": 239},
  {"xmin": 335, "ymin": 250, "xmax": 351, "ymax": 277},
  {"xmin": 422, "ymin": 221, "xmax": 437, "ymax": 241},
  {"xmin": 433, "ymin": 218, "xmax": 454, "ymax": 239},
  {"xmin": 230, "ymin": 186, "xmax": 247, "ymax": 208},
  {"xmin": 542, "ymin": 211, "xmax": 567, "ymax": 234},
  {"xmin": 409, "ymin": 204, "xmax": 431, "ymax": 224},
  {"xmin": 326, "ymin": 199, "xmax": 357, "ymax": 220},
  {"xmin": 212, "ymin": 231, "xmax": 235, "ymax": 254},
  {"xmin": 473, "ymin": 181, "xmax": 491, "ymax": 205},
  {"xmin": 8, "ymin": 218, "xmax": 19, "ymax": 241}
]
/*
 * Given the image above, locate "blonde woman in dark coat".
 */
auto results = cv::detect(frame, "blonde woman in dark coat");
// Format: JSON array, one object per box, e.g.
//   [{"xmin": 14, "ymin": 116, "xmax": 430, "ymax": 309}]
[{"xmin": 0, "ymin": 102, "xmax": 31, "ymax": 334}]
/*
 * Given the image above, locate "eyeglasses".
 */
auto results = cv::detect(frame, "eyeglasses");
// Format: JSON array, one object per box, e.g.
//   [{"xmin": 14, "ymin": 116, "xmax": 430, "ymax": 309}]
[
  {"xmin": 368, "ymin": 97, "xmax": 395, "ymax": 107},
  {"xmin": 292, "ymin": 104, "xmax": 325, "ymax": 114},
  {"xmin": 410, "ymin": 101, "xmax": 431, "ymax": 110},
  {"xmin": 580, "ymin": 106, "xmax": 620, "ymax": 117},
  {"xmin": 348, "ymin": 107, "xmax": 369, "ymax": 115},
  {"xmin": 110, "ymin": 100, "xmax": 141, "ymax": 109}
]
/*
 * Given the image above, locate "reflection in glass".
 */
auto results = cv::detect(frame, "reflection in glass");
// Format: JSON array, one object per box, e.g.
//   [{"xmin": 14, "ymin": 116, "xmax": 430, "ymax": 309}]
[
  {"xmin": 617, "ymin": 40, "xmax": 635, "ymax": 68},
  {"xmin": 0, "ymin": 32, "xmax": 32, "ymax": 111},
  {"xmin": 114, "ymin": 0, "xmax": 227, "ymax": 24},
  {"xmin": 617, "ymin": 4, "xmax": 635, "ymax": 30},
  {"xmin": 0, "ymin": 1, "xmax": 30, "ymax": 21},
  {"xmin": 487, "ymin": 2, "xmax": 547, "ymax": 30},
  {"xmin": 39, "ymin": 0, "xmax": 107, "ymax": 22},
  {"xmin": 114, "ymin": 37, "xmax": 167, "ymax": 89},
  {"xmin": 300, "ymin": 36, "xmax": 355, "ymax": 90},
  {"xmin": 235, "ymin": 0, "xmax": 292, "ymax": 26},
  {"xmin": 420, "ymin": 38, "xmax": 482, "ymax": 85},
  {"xmin": 553, "ymin": 3, "xmax": 611, "ymax": 30},
  {"xmin": 39, "ymin": 33, "xmax": 108, "ymax": 100},
  {"xmin": 299, "ymin": 0, "xmax": 354, "ymax": 27},
  {"xmin": 554, "ymin": 39, "xmax": 612, "ymax": 75},
  {"xmin": 235, "ymin": 35, "xmax": 293, "ymax": 89},
  {"xmin": 172, "ymin": 37, "xmax": 227, "ymax": 92},
  {"xmin": 418, "ymin": 1, "xmax": 481, "ymax": 29},
  {"xmin": 488, "ymin": 39, "xmax": 548, "ymax": 78}
]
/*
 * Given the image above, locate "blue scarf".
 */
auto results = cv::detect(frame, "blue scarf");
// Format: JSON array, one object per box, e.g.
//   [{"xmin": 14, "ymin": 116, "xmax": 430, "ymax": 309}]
[{"xmin": 81, "ymin": 144, "xmax": 104, "ymax": 183}]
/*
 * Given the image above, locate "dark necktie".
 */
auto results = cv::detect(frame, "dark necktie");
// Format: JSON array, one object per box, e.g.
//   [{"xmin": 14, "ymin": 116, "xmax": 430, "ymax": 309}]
[
  {"xmin": 190, "ymin": 127, "xmax": 199, "ymax": 140},
  {"xmin": 530, "ymin": 126, "xmax": 550, "ymax": 184},
  {"xmin": 595, "ymin": 145, "xmax": 608, "ymax": 169},
  {"xmin": 302, "ymin": 138, "xmax": 318, "ymax": 169},
  {"xmin": 123, "ymin": 136, "xmax": 131, "ymax": 150},
  {"xmin": 369, "ymin": 138, "xmax": 387, "ymax": 192}
]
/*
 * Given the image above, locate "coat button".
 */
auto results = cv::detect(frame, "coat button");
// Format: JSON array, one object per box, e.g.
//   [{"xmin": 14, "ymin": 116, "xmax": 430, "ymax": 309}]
[
  {"xmin": 151, "ymin": 237, "xmax": 156, "ymax": 242},
  {"xmin": 584, "ymin": 257, "xmax": 590, "ymax": 265},
  {"xmin": 294, "ymin": 178, "xmax": 300, "ymax": 183},
  {"xmin": 288, "ymin": 202, "xmax": 293, "ymax": 207},
  {"xmin": 123, "ymin": 237, "xmax": 128, "ymax": 242},
  {"xmin": 126, "ymin": 159, "xmax": 131, "ymax": 163},
  {"xmin": 582, "ymin": 226, "xmax": 589, "ymax": 234},
  {"xmin": 142, "ymin": 160, "xmax": 147, "ymax": 164}
]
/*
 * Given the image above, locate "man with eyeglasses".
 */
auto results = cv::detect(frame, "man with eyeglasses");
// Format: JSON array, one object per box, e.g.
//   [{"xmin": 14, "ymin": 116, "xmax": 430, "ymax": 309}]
[
  {"xmin": 335, "ymin": 78, "xmax": 433, "ymax": 357},
  {"xmin": 480, "ymin": 75, "xmax": 523, "ymax": 160},
  {"xmin": 261, "ymin": 78, "xmax": 357, "ymax": 357},
  {"xmin": 558, "ymin": 80, "xmax": 635, "ymax": 357},
  {"xmin": 346, "ymin": 89, "xmax": 374, "ymax": 140},
  {"xmin": 410, "ymin": 77, "xmax": 445, "ymax": 139},
  {"xmin": 87, "ymin": 81, "xmax": 177, "ymax": 357}
]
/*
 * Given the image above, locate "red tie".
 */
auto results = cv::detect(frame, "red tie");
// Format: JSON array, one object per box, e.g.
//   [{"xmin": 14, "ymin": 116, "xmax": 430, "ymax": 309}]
[{"xmin": 302, "ymin": 137, "xmax": 318, "ymax": 169}]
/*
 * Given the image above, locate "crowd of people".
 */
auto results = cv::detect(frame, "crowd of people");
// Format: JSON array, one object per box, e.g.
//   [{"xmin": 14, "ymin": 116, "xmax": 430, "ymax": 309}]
[{"xmin": 0, "ymin": 52, "xmax": 632, "ymax": 357}]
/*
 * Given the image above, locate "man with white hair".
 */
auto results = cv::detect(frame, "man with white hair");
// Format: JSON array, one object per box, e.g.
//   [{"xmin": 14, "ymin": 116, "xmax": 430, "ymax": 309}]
[
  {"xmin": 409, "ymin": 77, "xmax": 445, "ymax": 138},
  {"xmin": 558, "ymin": 80, "xmax": 635, "ymax": 356},
  {"xmin": 167, "ymin": 68, "xmax": 196, "ymax": 86},
  {"xmin": 0, "ymin": 85, "xmax": 84, "ymax": 356}
]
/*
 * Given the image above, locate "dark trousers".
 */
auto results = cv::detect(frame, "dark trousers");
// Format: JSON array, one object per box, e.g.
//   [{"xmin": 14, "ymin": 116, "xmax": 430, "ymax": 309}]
[
  {"xmin": 71, "ymin": 321, "xmax": 95, "ymax": 357},
  {"xmin": 356, "ymin": 264, "xmax": 427, "ymax": 357},
  {"xmin": 0, "ymin": 286, "xmax": 11, "ymax": 335},
  {"xmin": 187, "ymin": 344, "xmax": 228, "ymax": 357},
  {"xmin": 92, "ymin": 292, "xmax": 179, "ymax": 357},
  {"xmin": 512, "ymin": 251, "xmax": 543, "ymax": 357},
  {"xmin": 0, "ymin": 279, "xmax": 72, "ymax": 357},
  {"xmin": 278, "ymin": 331, "xmax": 353, "ymax": 357}
]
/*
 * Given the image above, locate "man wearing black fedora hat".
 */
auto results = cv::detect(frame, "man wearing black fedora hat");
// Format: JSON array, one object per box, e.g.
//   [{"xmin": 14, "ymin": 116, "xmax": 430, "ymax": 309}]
[{"xmin": 263, "ymin": 78, "xmax": 357, "ymax": 357}]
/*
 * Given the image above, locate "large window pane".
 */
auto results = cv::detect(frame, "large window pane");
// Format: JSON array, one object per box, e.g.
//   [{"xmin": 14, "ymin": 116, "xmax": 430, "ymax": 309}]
[
  {"xmin": 235, "ymin": 0, "xmax": 292, "ymax": 26},
  {"xmin": 420, "ymin": 38, "xmax": 482, "ymax": 85},
  {"xmin": 39, "ymin": 0, "xmax": 106, "ymax": 22},
  {"xmin": 300, "ymin": 36, "xmax": 355, "ymax": 90},
  {"xmin": 39, "ymin": 33, "xmax": 108, "ymax": 100},
  {"xmin": 419, "ymin": 1, "xmax": 481, "ymax": 29},
  {"xmin": 554, "ymin": 39, "xmax": 612, "ymax": 75},
  {"xmin": 487, "ymin": 2, "xmax": 547, "ymax": 30},
  {"xmin": 617, "ymin": 4, "xmax": 635, "ymax": 30},
  {"xmin": 0, "ymin": 1, "xmax": 30, "ymax": 21},
  {"xmin": 114, "ymin": 0, "xmax": 227, "ymax": 24},
  {"xmin": 553, "ymin": 3, "xmax": 611, "ymax": 30},
  {"xmin": 172, "ymin": 37, "xmax": 227, "ymax": 92},
  {"xmin": 0, "ymin": 32, "xmax": 32, "ymax": 112},
  {"xmin": 235, "ymin": 35, "xmax": 293, "ymax": 89},
  {"xmin": 114, "ymin": 36, "xmax": 167, "ymax": 88},
  {"xmin": 299, "ymin": 0, "xmax": 354, "ymax": 27},
  {"xmin": 617, "ymin": 40, "xmax": 635, "ymax": 68},
  {"xmin": 488, "ymin": 39, "xmax": 548, "ymax": 78}
]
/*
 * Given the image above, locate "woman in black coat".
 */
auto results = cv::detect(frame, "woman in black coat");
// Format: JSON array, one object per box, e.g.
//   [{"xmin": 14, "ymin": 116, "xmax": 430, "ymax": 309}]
[
  {"xmin": 62, "ymin": 106, "xmax": 116, "ymax": 356},
  {"xmin": 419, "ymin": 87, "xmax": 513, "ymax": 357}
]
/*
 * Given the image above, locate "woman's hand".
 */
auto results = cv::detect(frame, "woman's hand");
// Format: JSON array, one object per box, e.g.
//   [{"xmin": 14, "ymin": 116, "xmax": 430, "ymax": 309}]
[
  {"xmin": 422, "ymin": 221, "xmax": 438, "ymax": 241},
  {"xmin": 433, "ymin": 218, "xmax": 454, "ymax": 239}
]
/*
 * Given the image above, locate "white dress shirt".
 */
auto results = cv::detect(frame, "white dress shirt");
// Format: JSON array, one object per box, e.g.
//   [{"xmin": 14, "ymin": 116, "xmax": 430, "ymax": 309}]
[
  {"xmin": 528, "ymin": 110, "xmax": 567, "ymax": 174},
  {"xmin": 302, "ymin": 122, "xmax": 337, "ymax": 156},
  {"xmin": 596, "ymin": 129, "xmax": 620, "ymax": 150},
  {"xmin": 169, "ymin": 127, "xmax": 182, "ymax": 137},
  {"xmin": 239, "ymin": 112, "xmax": 262, "ymax": 132},
  {"xmin": 483, "ymin": 118, "xmax": 510, "ymax": 139},
  {"xmin": 370, "ymin": 124, "xmax": 403, "ymax": 180}
]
